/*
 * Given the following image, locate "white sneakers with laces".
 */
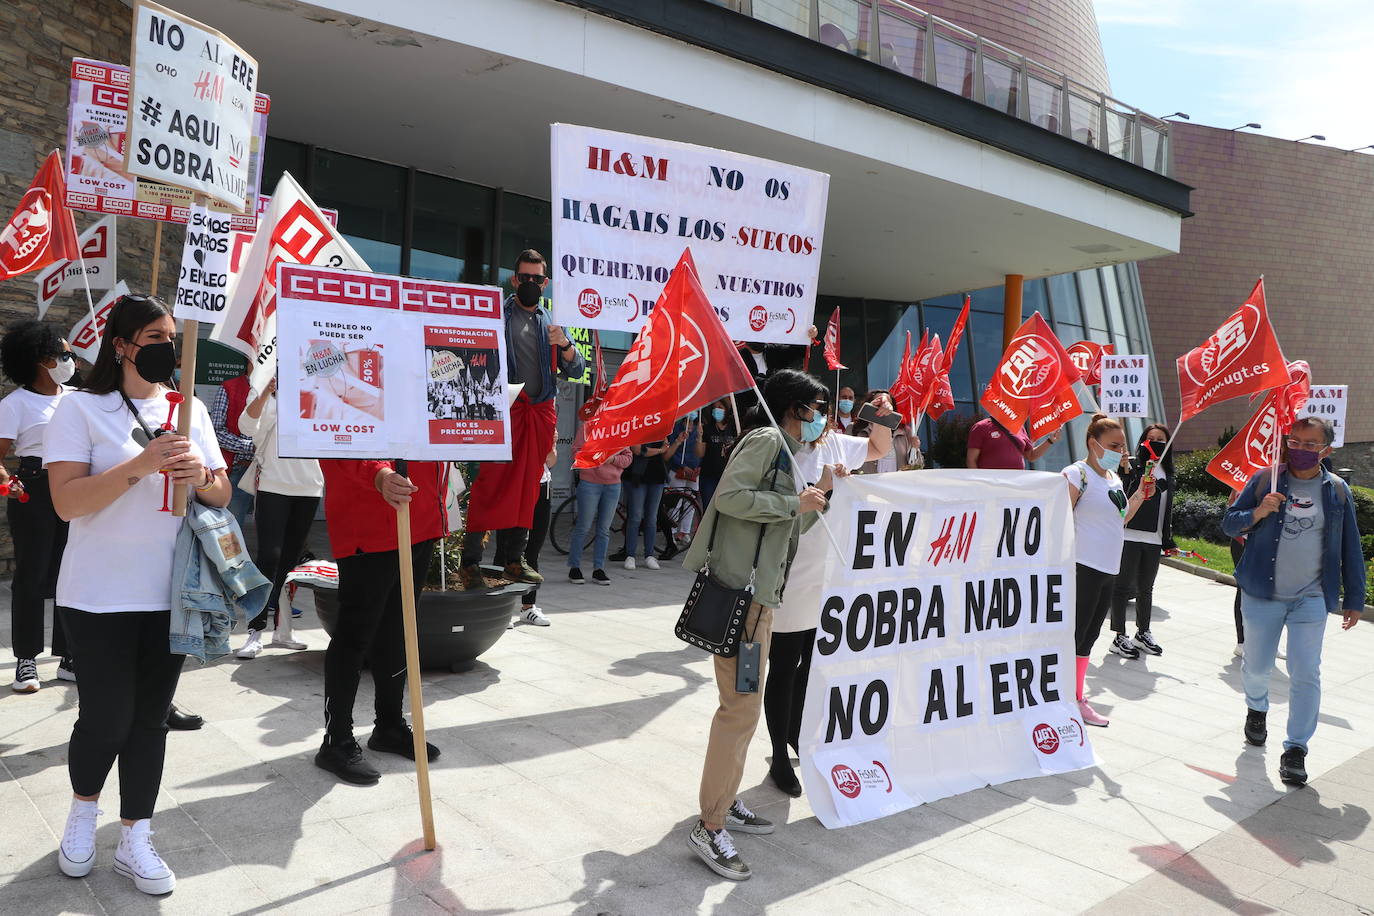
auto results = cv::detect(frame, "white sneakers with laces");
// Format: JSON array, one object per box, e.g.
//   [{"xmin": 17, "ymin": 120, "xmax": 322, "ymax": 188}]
[
  {"xmin": 11, "ymin": 657, "xmax": 39, "ymax": 692},
  {"xmin": 235, "ymin": 629, "xmax": 263, "ymax": 659},
  {"xmin": 57, "ymin": 799, "xmax": 101, "ymax": 877},
  {"xmin": 521, "ymin": 605, "xmax": 551, "ymax": 627},
  {"xmin": 114, "ymin": 819, "xmax": 176, "ymax": 895},
  {"xmin": 644, "ymin": 556, "xmax": 660, "ymax": 570}
]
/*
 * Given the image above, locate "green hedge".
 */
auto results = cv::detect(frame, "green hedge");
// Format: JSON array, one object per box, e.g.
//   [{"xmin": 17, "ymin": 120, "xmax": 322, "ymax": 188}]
[
  {"xmin": 1172, "ymin": 488, "xmax": 1229, "ymax": 543},
  {"xmin": 1173, "ymin": 448, "xmax": 1231, "ymax": 498}
]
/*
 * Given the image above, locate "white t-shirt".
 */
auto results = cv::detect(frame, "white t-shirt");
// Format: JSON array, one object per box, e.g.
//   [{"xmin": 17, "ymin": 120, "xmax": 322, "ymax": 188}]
[
  {"xmin": 773, "ymin": 432, "xmax": 870, "ymax": 633},
  {"xmin": 1062, "ymin": 460, "xmax": 1126, "ymax": 574},
  {"xmin": 237, "ymin": 393, "xmax": 324, "ymax": 498},
  {"xmin": 44, "ymin": 391, "xmax": 226, "ymax": 613},
  {"xmin": 0, "ymin": 386, "xmax": 73, "ymax": 457}
]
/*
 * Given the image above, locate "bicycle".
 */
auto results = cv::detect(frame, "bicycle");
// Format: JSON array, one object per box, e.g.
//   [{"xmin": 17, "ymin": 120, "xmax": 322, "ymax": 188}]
[{"xmin": 550, "ymin": 485, "xmax": 703, "ymax": 557}]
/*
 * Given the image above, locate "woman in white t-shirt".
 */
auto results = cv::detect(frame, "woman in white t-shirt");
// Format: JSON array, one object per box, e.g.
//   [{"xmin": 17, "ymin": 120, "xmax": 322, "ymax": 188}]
[
  {"xmin": 1061, "ymin": 414, "xmax": 1150, "ymax": 728},
  {"xmin": 0, "ymin": 320, "xmax": 76, "ymax": 691},
  {"xmin": 44, "ymin": 294, "xmax": 229, "ymax": 896},
  {"xmin": 763, "ymin": 390, "xmax": 895, "ymax": 797},
  {"xmin": 234, "ymin": 376, "xmax": 324, "ymax": 659}
]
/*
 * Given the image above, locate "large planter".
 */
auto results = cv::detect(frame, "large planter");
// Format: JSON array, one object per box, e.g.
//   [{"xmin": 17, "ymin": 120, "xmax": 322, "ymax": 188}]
[{"xmin": 306, "ymin": 567, "xmax": 528, "ymax": 672}]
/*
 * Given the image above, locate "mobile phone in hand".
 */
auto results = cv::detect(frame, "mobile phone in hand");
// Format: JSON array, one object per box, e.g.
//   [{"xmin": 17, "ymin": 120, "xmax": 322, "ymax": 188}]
[{"xmin": 857, "ymin": 402, "xmax": 902, "ymax": 430}]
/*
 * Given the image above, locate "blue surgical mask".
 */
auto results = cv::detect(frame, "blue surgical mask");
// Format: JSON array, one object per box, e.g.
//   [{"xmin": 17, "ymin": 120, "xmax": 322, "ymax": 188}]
[
  {"xmin": 1096, "ymin": 443, "xmax": 1123, "ymax": 472},
  {"xmin": 801, "ymin": 411, "xmax": 827, "ymax": 443},
  {"xmin": 838, "ymin": 398, "xmax": 854, "ymax": 414},
  {"xmin": 711, "ymin": 408, "xmax": 725, "ymax": 422}
]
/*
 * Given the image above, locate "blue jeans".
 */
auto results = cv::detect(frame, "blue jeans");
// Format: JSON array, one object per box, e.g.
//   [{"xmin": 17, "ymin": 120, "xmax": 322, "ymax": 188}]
[
  {"xmin": 622, "ymin": 481, "xmax": 664, "ymax": 559},
  {"xmin": 567, "ymin": 481, "xmax": 620, "ymax": 571},
  {"xmin": 1241, "ymin": 592, "xmax": 1328, "ymax": 752},
  {"xmin": 227, "ymin": 464, "xmax": 255, "ymax": 530}
]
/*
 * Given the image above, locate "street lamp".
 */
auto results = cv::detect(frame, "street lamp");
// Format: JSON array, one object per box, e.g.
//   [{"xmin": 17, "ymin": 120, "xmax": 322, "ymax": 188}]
[
  {"xmin": 1348, "ymin": 145, "xmax": 1374, "ymax": 153},
  {"xmin": 1162, "ymin": 112, "xmax": 1190, "ymax": 120},
  {"xmin": 1294, "ymin": 134, "xmax": 1326, "ymax": 142},
  {"xmin": 1230, "ymin": 123, "xmax": 1262, "ymax": 131}
]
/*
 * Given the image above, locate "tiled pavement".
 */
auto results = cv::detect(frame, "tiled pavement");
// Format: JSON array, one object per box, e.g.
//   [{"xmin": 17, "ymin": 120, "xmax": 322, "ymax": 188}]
[{"xmin": 2, "ymin": 551, "xmax": 1373, "ymax": 914}]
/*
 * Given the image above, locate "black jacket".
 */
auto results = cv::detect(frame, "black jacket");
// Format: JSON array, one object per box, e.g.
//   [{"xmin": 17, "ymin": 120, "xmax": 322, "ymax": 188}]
[{"xmin": 1123, "ymin": 446, "xmax": 1175, "ymax": 549}]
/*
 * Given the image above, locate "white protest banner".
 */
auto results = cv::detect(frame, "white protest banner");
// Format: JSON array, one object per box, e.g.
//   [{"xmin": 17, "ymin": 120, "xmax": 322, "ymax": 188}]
[
  {"xmin": 550, "ymin": 123, "xmax": 829, "ymax": 343},
  {"xmin": 210, "ymin": 172, "xmax": 369, "ymax": 393},
  {"xmin": 34, "ymin": 215, "xmax": 116, "ymax": 317},
  {"xmin": 173, "ymin": 203, "xmax": 232, "ymax": 323},
  {"xmin": 1100, "ymin": 354, "xmax": 1150, "ymax": 417},
  {"xmin": 66, "ymin": 59, "xmax": 268, "ymax": 228},
  {"xmin": 124, "ymin": 2, "xmax": 259, "ymax": 211},
  {"xmin": 800, "ymin": 471, "xmax": 1093, "ymax": 828},
  {"xmin": 69, "ymin": 280, "xmax": 129, "ymax": 362},
  {"xmin": 1298, "ymin": 385, "xmax": 1349, "ymax": 448},
  {"xmin": 275, "ymin": 264, "xmax": 512, "ymax": 461}
]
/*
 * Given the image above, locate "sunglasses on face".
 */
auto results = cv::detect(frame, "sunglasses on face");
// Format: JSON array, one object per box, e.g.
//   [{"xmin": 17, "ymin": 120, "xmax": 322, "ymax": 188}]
[
  {"xmin": 515, "ymin": 273, "xmax": 547, "ymax": 285},
  {"xmin": 1285, "ymin": 437, "xmax": 1324, "ymax": 452}
]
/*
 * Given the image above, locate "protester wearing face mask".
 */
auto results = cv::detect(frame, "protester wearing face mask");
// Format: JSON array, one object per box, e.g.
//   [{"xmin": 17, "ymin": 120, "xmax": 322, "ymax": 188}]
[
  {"xmin": 45, "ymin": 294, "xmax": 230, "ymax": 895},
  {"xmin": 765, "ymin": 387, "xmax": 893, "ymax": 797},
  {"xmin": 1108, "ymin": 424, "xmax": 1177, "ymax": 659},
  {"xmin": 695, "ymin": 398, "xmax": 737, "ymax": 511},
  {"xmin": 1061, "ymin": 414, "xmax": 1149, "ymax": 728},
  {"xmin": 834, "ymin": 386, "xmax": 855, "ymax": 432},
  {"xmin": 459, "ymin": 250, "xmax": 584, "ymax": 590},
  {"xmin": 1222, "ymin": 417, "xmax": 1365, "ymax": 787},
  {"xmin": 0, "ymin": 321, "xmax": 76, "ymax": 691}
]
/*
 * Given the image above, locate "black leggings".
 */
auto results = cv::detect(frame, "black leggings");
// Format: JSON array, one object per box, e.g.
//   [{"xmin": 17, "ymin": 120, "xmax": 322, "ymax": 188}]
[
  {"xmin": 247, "ymin": 491, "xmax": 320, "ymax": 631},
  {"xmin": 60, "ymin": 608, "xmax": 183, "ymax": 820},
  {"xmin": 323, "ymin": 540, "xmax": 435, "ymax": 742},
  {"xmin": 1075, "ymin": 564, "xmax": 1117, "ymax": 657},
  {"xmin": 1231, "ymin": 539, "xmax": 1246, "ymax": 644},
  {"xmin": 1110, "ymin": 541, "xmax": 1162, "ymax": 634},
  {"xmin": 521, "ymin": 482, "xmax": 551, "ymax": 605},
  {"xmin": 764, "ymin": 628, "xmax": 815, "ymax": 765},
  {"xmin": 8, "ymin": 470, "xmax": 68, "ymax": 659}
]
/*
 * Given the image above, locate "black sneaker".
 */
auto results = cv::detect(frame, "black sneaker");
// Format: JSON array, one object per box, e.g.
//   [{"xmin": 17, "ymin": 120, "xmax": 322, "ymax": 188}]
[
  {"xmin": 687, "ymin": 821, "xmax": 750, "ymax": 880},
  {"xmin": 591, "ymin": 569, "xmax": 611, "ymax": 586},
  {"xmin": 368, "ymin": 722, "xmax": 440, "ymax": 762},
  {"xmin": 568, "ymin": 567, "xmax": 586, "ymax": 585},
  {"xmin": 769, "ymin": 762, "xmax": 802, "ymax": 798},
  {"xmin": 1244, "ymin": 708, "xmax": 1267, "ymax": 746},
  {"xmin": 1109, "ymin": 633, "xmax": 1141, "ymax": 659},
  {"xmin": 1279, "ymin": 747, "xmax": 1308, "ymax": 787},
  {"xmin": 315, "ymin": 737, "xmax": 381, "ymax": 785},
  {"xmin": 659, "ymin": 545, "xmax": 679, "ymax": 561},
  {"xmin": 1135, "ymin": 630, "xmax": 1164, "ymax": 656},
  {"xmin": 10, "ymin": 657, "xmax": 39, "ymax": 693},
  {"xmin": 56, "ymin": 657, "xmax": 76, "ymax": 682},
  {"xmin": 724, "ymin": 799, "xmax": 774, "ymax": 835}
]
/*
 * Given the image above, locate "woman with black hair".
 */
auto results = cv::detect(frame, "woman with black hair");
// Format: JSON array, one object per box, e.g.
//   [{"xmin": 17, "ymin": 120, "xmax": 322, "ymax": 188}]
[
  {"xmin": 45, "ymin": 294, "xmax": 229, "ymax": 895},
  {"xmin": 0, "ymin": 320, "xmax": 75, "ymax": 691},
  {"xmin": 1109, "ymin": 424, "xmax": 1177, "ymax": 658},
  {"xmin": 682, "ymin": 369, "xmax": 831, "ymax": 882}
]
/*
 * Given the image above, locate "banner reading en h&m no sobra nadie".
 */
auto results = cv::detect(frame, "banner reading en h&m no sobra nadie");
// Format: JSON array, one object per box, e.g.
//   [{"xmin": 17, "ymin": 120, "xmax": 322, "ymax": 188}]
[
  {"xmin": 550, "ymin": 124, "xmax": 829, "ymax": 344},
  {"xmin": 800, "ymin": 471, "xmax": 1095, "ymax": 829},
  {"xmin": 275, "ymin": 264, "xmax": 512, "ymax": 462}
]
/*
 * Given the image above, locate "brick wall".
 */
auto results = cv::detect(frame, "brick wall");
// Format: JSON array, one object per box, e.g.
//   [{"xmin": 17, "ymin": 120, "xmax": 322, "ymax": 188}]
[
  {"xmin": 0, "ymin": 0, "xmax": 184, "ymax": 571},
  {"xmin": 1137, "ymin": 123, "xmax": 1374, "ymax": 456}
]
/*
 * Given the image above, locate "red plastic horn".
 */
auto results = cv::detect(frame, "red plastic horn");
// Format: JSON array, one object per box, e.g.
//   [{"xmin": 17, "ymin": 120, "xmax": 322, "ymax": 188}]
[{"xmin": 17, "ymin": 490, "xmax": 29, "ymax": 503}]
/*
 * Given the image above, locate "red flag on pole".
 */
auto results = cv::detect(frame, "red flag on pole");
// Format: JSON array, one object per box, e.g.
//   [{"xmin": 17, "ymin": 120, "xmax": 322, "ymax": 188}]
[
  {"xmin": 1176, "ymin": 278, "xmax": 1290, "ymax": 423},
  {"xmin": 943, "ymin": 295, "xmax": 970, "ymax": 372},
  {"xmin": 889, "ymin": 330, "xmax": 922, "ymax": 422},
  {"xmin": 924, "ymin": 336, "xmax": 956, "ymax": 419},
  {"xmin": 980, "ymin": 312, "xmax": 1085, "ymax": 438},
  {"xmin": 573, "ymin": 249, "xmax": 754, "ymax": 468},
  {"xmin": 0, "ymin": 151, "xmax": 80, "ymax": 282},
  {"xmin": 823, "ymin": 306, "xmax": 846, "ymax": 370},
  {"xmin": 912, "ymin": 332, "xmax": 943, "ymax": 411},
  {"xmin": 1065, "ymin": 340, "xmax": 1114, "ymax": 386}
]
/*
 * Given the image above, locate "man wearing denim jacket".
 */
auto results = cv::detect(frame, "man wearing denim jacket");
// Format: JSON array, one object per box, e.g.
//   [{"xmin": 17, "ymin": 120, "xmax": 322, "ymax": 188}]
[{"xmin": 1222, "ymin": 417, "xmax": 1365, "ymax": 787}]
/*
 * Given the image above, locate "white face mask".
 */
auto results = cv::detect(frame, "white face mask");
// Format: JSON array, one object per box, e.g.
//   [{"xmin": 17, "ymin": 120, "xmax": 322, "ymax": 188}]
[{"xmin": 47, "ymin": 357, "xmax": 75, "ymax": 385}]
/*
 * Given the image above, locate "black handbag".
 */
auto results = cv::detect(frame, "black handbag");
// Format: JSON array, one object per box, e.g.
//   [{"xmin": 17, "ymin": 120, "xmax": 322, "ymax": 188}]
[{"xmin": 675, "ymin": 445, "xmax": 782, "ymax": 657}]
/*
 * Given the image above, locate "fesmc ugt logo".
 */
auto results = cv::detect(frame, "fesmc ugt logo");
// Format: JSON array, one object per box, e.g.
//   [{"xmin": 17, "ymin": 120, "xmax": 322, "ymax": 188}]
[
  {"xmin": 829, "ymin": 761, "xmax": 893, "ymax": 799},
  {"xmin": 1031, "ymin": 719, "xmax": 1084, "ymax": 755},
  {"xmin": 578, "ymin": 287, "xmax": 639, "ymax": 325},
  {"xmin": 748, "ymin": 304, "xmax": 797, "ymax": 334}
]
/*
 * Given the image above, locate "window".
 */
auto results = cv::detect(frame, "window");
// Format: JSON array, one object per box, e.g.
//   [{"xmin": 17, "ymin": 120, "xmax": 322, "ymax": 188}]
[
  {"xmin": 968, "ymin": 310, "xmax": 1004, "ymax": 394},
  {"xmin": 312, "ymin": 150, "xmax": 404, "ymax": 274},
  {"xmin": 1022, "ymin": 277, "xmax": 1047, "ymax": 321},
  {"xmin": 411, "ymin": 173, "xmax": 493, "ymax": 283},
  {"xmin": 260, "ymin": 137, "xmax": 307, "ymax": 199},
  {"xmin": 1048, "ymin": 273, "xmax": 1082, "ymax": 327},
  {"xmin": 1078, "ymin": 270, "xmax": 1109, "ymax": 332},
  {"xmin": 499, "ymin": 192, "xmax": 552, "ymax": 286}
]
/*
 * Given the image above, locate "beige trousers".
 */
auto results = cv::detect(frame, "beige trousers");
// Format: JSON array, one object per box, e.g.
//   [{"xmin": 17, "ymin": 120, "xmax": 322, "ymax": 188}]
[{"xmin": 698, "ymin": 602, "xmax": 774, "ymax": 825}]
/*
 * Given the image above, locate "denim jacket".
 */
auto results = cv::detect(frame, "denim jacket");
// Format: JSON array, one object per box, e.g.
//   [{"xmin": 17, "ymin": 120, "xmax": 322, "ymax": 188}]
[
  {"xmin": 170, "ymin": 502, "xmax": 272, "ymax": 662},
  {"xmin": 1222, "ymin": 466, "xmax": 1366, "ymax": 612},
  {"xmin": 504, "ymin": 295, "xmax": 586, "ymax": 404}
]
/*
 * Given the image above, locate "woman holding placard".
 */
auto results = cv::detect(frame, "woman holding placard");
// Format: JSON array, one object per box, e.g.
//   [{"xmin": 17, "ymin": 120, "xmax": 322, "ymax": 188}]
[{"xmin": 1061, "ymin": 414, "xmax": 1149, "ymax": 727}]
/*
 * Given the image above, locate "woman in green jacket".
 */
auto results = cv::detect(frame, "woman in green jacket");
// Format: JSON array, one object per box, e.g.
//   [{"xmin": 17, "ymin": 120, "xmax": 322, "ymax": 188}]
[{"xmin": 683, "ymin": 369, "xmax": 832, "ymax": 882}]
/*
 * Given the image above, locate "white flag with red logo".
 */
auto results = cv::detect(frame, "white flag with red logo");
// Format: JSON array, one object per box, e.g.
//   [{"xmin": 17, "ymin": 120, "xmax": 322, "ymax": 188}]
[
  {"xmin": 1065, "ymin": 340, "xmax": 1114, "ymax": 387},
  {"xmin": 68, "ymin": 280, "xmax": 128, "ymax": 363},
  {"xmin": 981, "ymin": 312, "xmax": 1085, "ymax": 438},
  {"xmin": 209, "ymin": 172, "xmax": 370, "ymax": 393},
  {"xmin": 1207, "ymin": 360, "xmax": 1311, "ymax": 491},
  {"xmin": 573, "ymin": 248, "xmax": 755, "ymax": 468},
  {"xmin": 1, "ymin": 151, "xmax": 81, "ymax": 283},
  {"xmin": 823, "ymin": 306, "xmax": 846, "ymax": 371},
  {"xmin": 33, "ymin": 215, "xmax": 116, "ymax": 318},
  {"xmin": 1176, "ymin": 278, "xmax": 1290, "ymax": 423}
]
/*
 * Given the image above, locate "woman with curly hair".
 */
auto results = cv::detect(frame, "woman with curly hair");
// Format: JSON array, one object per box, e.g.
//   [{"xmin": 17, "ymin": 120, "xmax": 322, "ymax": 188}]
[{"xmin": 0, "ymin": 320, "xmax": 76, "ymax": 691}]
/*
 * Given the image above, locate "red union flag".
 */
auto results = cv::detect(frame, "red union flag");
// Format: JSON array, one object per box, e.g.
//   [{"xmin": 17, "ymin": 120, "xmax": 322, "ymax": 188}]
[
  {"xmin": 823, "ymin": 306, "xmax": 846, "ymax": 370},
  {"xmin": 925, "ymin": 336, "xmax": 955, "ymax": 419},
  {"xmin": 981, "ymin": 312, "xmax": 1084, "ymax": 437},
  {"xmin": 1207, "ymin": 360, "xmax": 1311, "ymax": 491},
  {"xmin": 944, "ymin": 295, "xmax": 970, "ymax": 372},
  {"xmin": 890, "ymin": 330, "xmax": 923, "ymax": 421},
  {"xmin": 1065, "ymin": 340, "xmax": 1114, "ymax": 386},
  {"xmin": 1, "ymin": 151, "xmax": 80, "ymax": 282},
  {"xmin": 912, "ymin": 332, "xmax": 943, "ymax": 412},
  {"xmin": 574, "ymin": 249, "xmax": 754, "ymax": 467},
  {"xmin": 1177, "ymin": 278, "xmax": 1289, "ymax": 422},
  {"xmin": 210, "ymin": 172, "xmax": 370, "ymax": 392}
]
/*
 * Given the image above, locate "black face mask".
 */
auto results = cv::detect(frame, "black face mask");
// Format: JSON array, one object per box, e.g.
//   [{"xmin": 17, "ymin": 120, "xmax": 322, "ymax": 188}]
[
  {"xmin": 516, "ymin": 280, "xmax": 543, "ymax": 308},
  {"xmin": 131, "ymin": 341, "xmax": 177, "ymax": 384}
]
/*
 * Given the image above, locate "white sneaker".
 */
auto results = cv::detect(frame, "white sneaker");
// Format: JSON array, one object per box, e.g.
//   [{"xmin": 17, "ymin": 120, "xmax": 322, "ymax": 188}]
[
  {"xmin": 268, "ymin": 630, "xmax": 307, "ymax": 651},
  {"xmin": 57, "ymin": 799, "xmax": 100, "ymax": 877},
  {"xmin": 624, "ymin": 557, "xmax": 636, "ymax": 571},
  {"xmin": 56, "ymin": 657, "xmax": 76, "ymax": 682},
  {"xmin": 1234, "ymin": 643, "xmax": 1244, "ymax": 659},
  {"xmin": 644, "ymin": 556, "xmax": 660, "ymax": 570},
  {"xmin": 114, "ymin": 819, "xmax": 175, "ymax": 895},
  {"xmin": 11, "ymin": 658, "xmax": 39, "ymax": 692},
  {"xmin": 521, "ymin": 605, "xmax": 551, "ymax": 627},
  {"xmin": 235, "ymin": 630, "xmax": 263, "ymax": 659}
]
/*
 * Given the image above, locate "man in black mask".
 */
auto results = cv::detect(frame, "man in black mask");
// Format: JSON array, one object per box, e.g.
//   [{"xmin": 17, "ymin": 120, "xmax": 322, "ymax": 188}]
[{"xmin": 460, "ymin": 250, "xmax": 584, "ymax": 619}]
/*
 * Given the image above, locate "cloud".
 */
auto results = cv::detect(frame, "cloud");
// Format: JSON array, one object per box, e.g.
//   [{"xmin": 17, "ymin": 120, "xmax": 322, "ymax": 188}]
[{"xmin": 1094, "ymin": 0, "xmax": 1187, "ymax": 26}]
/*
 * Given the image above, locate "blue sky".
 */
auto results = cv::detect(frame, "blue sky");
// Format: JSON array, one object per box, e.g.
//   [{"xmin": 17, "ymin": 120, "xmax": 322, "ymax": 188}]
[{"xmin": 1096, "ymin": 0, "xmax": 1374, "ymax": 150}]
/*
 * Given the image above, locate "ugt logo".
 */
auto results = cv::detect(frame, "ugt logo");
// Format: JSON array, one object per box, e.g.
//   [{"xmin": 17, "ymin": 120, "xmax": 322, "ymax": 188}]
[{"xmin": 1000, "ymin": 334, "xmax": 1059, "ymax": 398}]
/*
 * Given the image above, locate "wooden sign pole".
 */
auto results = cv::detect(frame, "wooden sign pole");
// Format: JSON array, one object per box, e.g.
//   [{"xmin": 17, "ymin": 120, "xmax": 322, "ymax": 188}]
[{"xmin": 394, "ymin": 458, "xmax": 437, "ymax": 850}]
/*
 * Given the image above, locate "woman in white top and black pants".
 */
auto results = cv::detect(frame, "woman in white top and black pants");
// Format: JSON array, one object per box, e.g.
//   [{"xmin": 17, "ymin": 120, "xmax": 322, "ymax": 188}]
[
  {"xmin": 235, "ymin": 376, "xmax": 324, "ymax": 658},
  {"xmin": 45, "ymin": 294, "xmax": 229, "ymax": 896},
  {"xmin": 0, "ymin": 320, "xmax": 76, "ymax": 690}
]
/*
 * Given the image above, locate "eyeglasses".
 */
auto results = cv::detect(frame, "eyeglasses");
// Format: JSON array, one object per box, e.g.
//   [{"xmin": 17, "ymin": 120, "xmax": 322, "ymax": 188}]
[
  {"xmin": 55, "ymin": 352, "xmax": 74, "ymax": 362},
  {"xmin": 1284, "ymin": 437, "xmax": 1325, "ymax": 452},
  {"xmin": 515, "ymin": 273, "xmax": 547, "ymax": 285}
]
